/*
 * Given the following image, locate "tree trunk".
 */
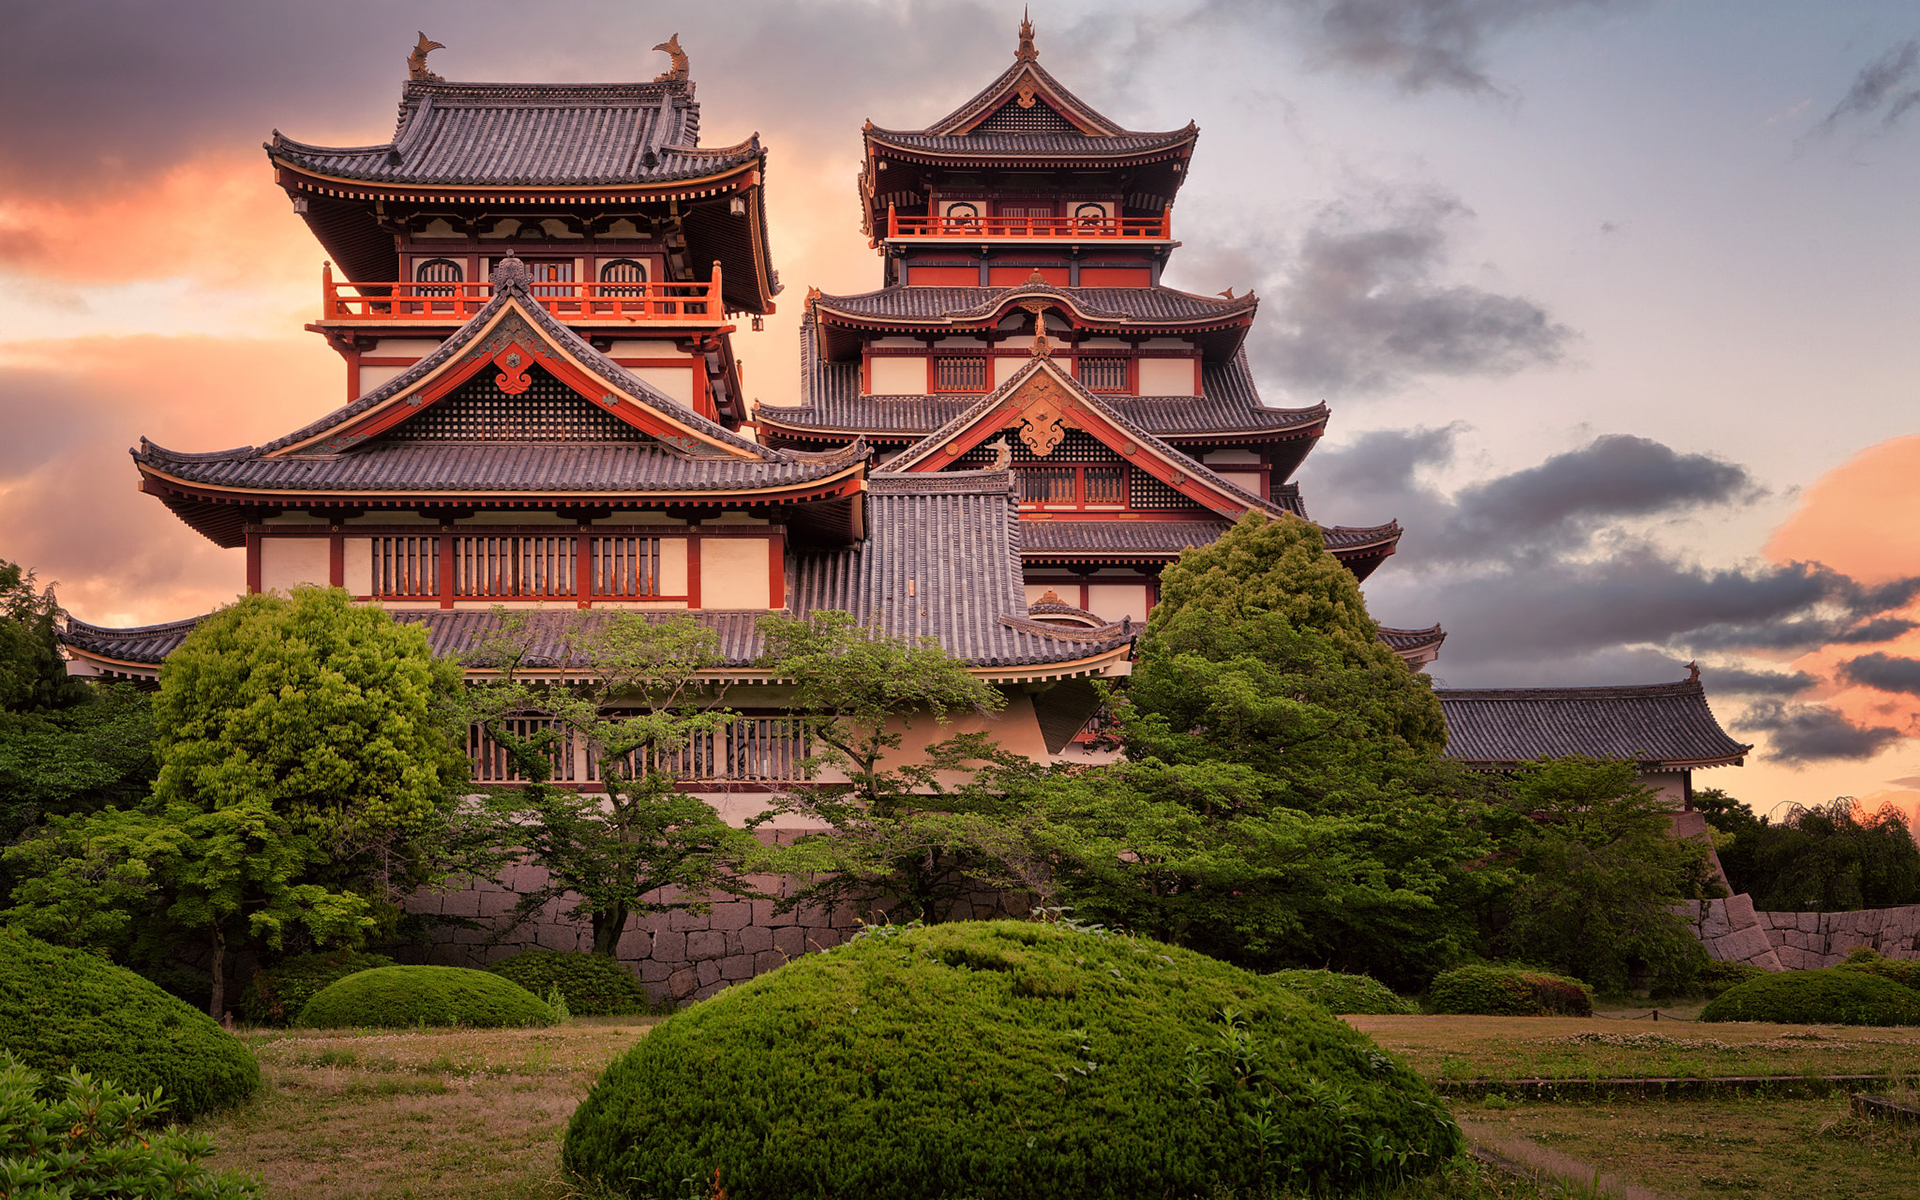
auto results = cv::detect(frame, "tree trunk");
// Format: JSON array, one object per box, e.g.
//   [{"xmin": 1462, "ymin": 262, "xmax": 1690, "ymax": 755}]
[
  {"xmin": 591, "ymin": 904, "xmax": 629, "ymax": 957},
  {"xmin": 208, "ymin": 924, "xmax": 227, "ymax": 1019}
]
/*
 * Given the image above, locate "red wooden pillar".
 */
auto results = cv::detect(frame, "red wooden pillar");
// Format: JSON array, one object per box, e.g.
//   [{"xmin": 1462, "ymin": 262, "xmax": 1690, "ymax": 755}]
[
  {"xmin": 438, "ymin": 528, "xmax": 455, "ymax": 609},
  {"xmin": 245, "ymin": 532, "xmax": 262, "ymax": 595},
  {"xmin": 575, "ymin": 524, "xmax": 594, "ymax": 608},
  {"xmin": 686, "ymin": 529, "xmax": 702, "ymax": 609},
  {"xmin": 328, "ymin": 530, "xmax": 345, "ymax": 589},
  {"xmin": 768, "ymin": 529, "xmax": 787, "ymax": 609}
]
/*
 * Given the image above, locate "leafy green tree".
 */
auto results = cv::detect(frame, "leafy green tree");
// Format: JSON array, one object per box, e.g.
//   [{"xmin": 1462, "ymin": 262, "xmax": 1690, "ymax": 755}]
[
  {"xmin": 0, "ymin": 559, "xmax": 87, "ymax": 715},
  {"xmin": 5, "ymin": 588, "xmax": 472, "ymax": 1014},
  {"xmin": 1484, "ymin": 757, "xmax": 1718, "ymax": 993},
  {"xmin": 1704, "ymin": 792, "xmax": 1920, "ymax": 911},
  {"xmin": 465, "ymin": 611, "xmax": 758, "ymax": 956},
  {"xmin": 750, "ymin": 611, "xmax": 1022, "ymax": 925},
  {"xmin": 1029, "ymin": 513, "xmax": 1488, "ymax": 986}
]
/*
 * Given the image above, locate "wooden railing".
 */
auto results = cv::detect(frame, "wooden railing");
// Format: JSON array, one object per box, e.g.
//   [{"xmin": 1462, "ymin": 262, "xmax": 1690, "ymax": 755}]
[
  {"xmin": 322, "ymin": 263, "xmax": 725, "ymax": 324},
  {"xmin": 887, "ymin": 209, "xmax": 1171, "ymax": 240}
]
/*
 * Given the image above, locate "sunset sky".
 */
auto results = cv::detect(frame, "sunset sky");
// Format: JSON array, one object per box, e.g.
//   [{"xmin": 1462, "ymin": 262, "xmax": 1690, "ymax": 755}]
[{"xmin": 3, "ymin": 0, "xmax": 1918, "ymax": 817}]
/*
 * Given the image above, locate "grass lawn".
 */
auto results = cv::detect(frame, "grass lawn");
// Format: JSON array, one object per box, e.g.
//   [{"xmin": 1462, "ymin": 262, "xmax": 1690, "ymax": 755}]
[
  {"xmin": 200, "ymin": 1017, "xmax": 657, "ymax": 1199},
  {"xmin": 1345, "ymin": 1013, "xmax": 1920, "ymax": 1082},
  {"xmin": 192, "ymin": 1012, "xmax": 1920, "ymax": 1199}
]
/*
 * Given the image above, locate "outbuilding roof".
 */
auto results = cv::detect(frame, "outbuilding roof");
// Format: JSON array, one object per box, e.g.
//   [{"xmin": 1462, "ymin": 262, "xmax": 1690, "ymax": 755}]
[{"xmin": 1435, "ymin": 678, "xmax": 1751, "ymax": 770}]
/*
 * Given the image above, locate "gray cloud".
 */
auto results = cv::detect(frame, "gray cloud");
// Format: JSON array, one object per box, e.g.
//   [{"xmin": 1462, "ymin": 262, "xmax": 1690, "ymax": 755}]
[
  {"xmin": 1815, "ymin": 39, "xmax": 1920, "ymax": 135},
  {"xmin": 1737, "ymin": 701, "xmax": 1907, "ymax": 765},
  {"xmin": 1220, "ymin": 193, "xmax": 1573, "ymax": 398},
  {"xmin": 1840, "ymin": 652, "xmax": 1920, "ymax": 697},
  {"xmin": 1709, "ymin": 667, "xmax": 1818, "ymax": 698}
]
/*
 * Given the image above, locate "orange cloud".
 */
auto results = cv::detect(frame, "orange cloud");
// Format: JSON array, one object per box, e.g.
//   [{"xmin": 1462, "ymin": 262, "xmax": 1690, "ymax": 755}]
[
  {"xmin": 0, "ymin": 333, "xmax": 339, "ymax": 626},
  {"xmin": 1767, "ymin": 433, "xmax": 1920, "ymax": 587},
  {"xmin": 0, "ymin": 152, "xmax": 317, "ymax": 289}
]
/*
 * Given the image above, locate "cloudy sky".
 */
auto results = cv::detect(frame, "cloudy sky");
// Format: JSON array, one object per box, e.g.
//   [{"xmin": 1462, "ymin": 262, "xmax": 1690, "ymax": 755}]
[{"xmin": 3, "ymin": 0, "xmax": 1918, "ymax": 816}]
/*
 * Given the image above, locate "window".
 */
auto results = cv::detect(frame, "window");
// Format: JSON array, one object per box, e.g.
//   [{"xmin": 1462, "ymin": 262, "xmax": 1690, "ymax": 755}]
[
  {"xmin": 451, "ymin": 535, "xmax": 575, "ymax": 598},
  {"xmin": 469, "ymin": 718, "xmax": 581, "ymax": 783},
  {"xmin": 933, "ymin": 356, "xmax": 989, "ymax": 392},
  {"xmin": 590, "ymin": 536, "xmax": 663, "ymax": 597},
  {"xmin": 414, "ymin": 258, "xmax": 463, "ymax": 295},
  {"xmin": 1015, "ymin": 464, "xmax": 1128, "ymax": 508},
  {"xmin": 372, "ymin": 536, "xmax": 439, "ymax": 597},
  {"xmin": 590, "ymin": 716, "xmax": 813, "ymax": 783},
  {"xmin": 598, "ymin": 258, "xmax": 648, "ymax": 297},
  {"xmin": 1076, "ymin": 357, "xmax": 1129, "ymax": 393}
]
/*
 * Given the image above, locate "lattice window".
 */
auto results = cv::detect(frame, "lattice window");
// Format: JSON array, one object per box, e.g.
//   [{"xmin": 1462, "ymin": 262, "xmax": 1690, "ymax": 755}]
[
  {"xmin": 976, "ymin": 99, "xmax": 1077, "ymax": 134},
  {"xmin": 372, "ymin": 536, "xmax": 439, "ymax": 597},
  {"xmin": 1128, "ymin": 468, "xmax": 1202, "ymax": 510},
  {"xmin": 452, "ymin": 536, "xmax": 576, "ymax": 598},
  {"xmin": 1018, "ymin": 465, "xmax": 1077, "ymax": 504},
  {"xmin": 933, "ymin": 356, "xmax": 989, "ymax": 392},
  {"xmin": 588, "ymin": 717, "xmax": 812, "ymax": 783},
  {"xmin": 397, "ymin": 365, "xmax": 644, "ymax": 442},
  {"xmin": 1077, "ymin": 357, "xmax": 1129, "ymax": 393},
  {"xmin": 414, "ymin": 257, "xmax": 462, "ymax": 298},
  {"xmin": 468, "ymin": 718, "xmax": 580, "ymax": 784},
  {"xmin": 590, "ymin": 536, "xmax": 663, "ymax": 597},
  {"xmin": 599, "ymin": 258, "xmax": 647, "ymax": 298},
  {"xmin": 1084, "ymin": 465, "xmax": 1126, "ymax": 505}
]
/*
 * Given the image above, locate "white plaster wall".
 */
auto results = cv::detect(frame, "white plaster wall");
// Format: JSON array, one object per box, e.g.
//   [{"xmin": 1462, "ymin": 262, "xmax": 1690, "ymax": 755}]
[
  {"xmin": 1137, "ymin": 357, "xmax": 1197, "ymax": 396},
  {"xmin": 701, "ymin": 537, "xmax": 772, "ymax": 608},
  {"xmin": 342, "ymin": 538, "xmax": 373, "ymax": 596},
  {"xmin": 358, "ymin": 366, "xmax": 408, "ymax": 394},
  {"xmin": 630, "ymin": 365, "xmax": 697, "ymax": 407},
  {"xmin": 868, "ymin": 356, "xmax": 928, "ymax": 395},
  {"xmin": 660, "ymin": 539, "xmax": 689, "ymax": 596},
  {"xmin": 1086, "ymin": 583, "xmax": 1151, "ymax": 624},
  {"xmin": 259, "ymin": 537, "xmax": 330, "ymax": 593}
]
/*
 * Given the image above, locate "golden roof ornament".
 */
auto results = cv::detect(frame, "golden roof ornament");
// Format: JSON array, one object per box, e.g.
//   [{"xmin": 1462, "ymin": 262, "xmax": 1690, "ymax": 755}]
[
  {"xmin": 408, "ymin": 32, "xmax": 445, "ymax": 82},
  {"xmin": 652, "ymin": 34, "xmax": 690, "ymax": 83},
  {"xmin": 1015, "ymin": 9, "xmax": 1038, "ymax": 62}
]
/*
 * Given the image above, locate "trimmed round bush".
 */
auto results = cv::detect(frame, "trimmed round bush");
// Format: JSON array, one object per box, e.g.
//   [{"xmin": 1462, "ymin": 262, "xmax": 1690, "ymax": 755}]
[
  {"xmin": 1837, "ymin": 946, "xmax": 1920, "ymax": 994},
  {"xmin": 1701, "ymin": 967, "xmax": 1920, "ymax": 1026},
  {"xmin": 294, "ymin": 965, "xmax": 557, "ymax": 1029},
  {"xmin": 0, "ymin": 931, "xmax": 259, "ymax": 1119},
  {"xmin": 488, "ymin": 950, "xmax": 651, "ymax": 1017},
  {"xmin": 239, "ymin": 950, "xmax": 394, "ymax": 1025},
  {"xmin": 563, "ymin": 920, "xmax": 1461, "ymax": 1199},
  {"xmin": 1271, "ymin": 968, "xmax": 1416, "ymax": 1015},
  {"xmin": 1696, "ymin": 958, "xmax": 1767, "ymax": 1000},
  {"xmin": 1428, "ymin": 964, "xmax": 1594, "ymax": 1017}
]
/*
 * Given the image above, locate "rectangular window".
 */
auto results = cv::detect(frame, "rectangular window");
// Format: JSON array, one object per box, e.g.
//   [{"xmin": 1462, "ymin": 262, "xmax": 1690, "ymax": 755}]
[
  {"xmin": 1016, "ymin": 465, "xmax": 1129, "ymax": 508},
  {"xmin": 1083, "ymin": 466, "xmax": 1127, "ymax": 505},
  {"xmin": 1076, "ymin": 357, "xmax": 1129, "ymax": 393},
  {"xmin": 586, "ymin": 716, "xmax": 812, "ymax": 783},
  {"xmin": 590, "ymin": 536, "xmax": 663, "ymax": 597},
  {"xmin": 933, "ymin": 356, "xmax": 989, "ymax": 392},
  {"xmin": 372, "ymin": 536, "xmax": 439, "ymax": 598},
  {"xmin": 1017, "ymin": 465, "xmax": 1078, "ymax": 505},
  {"xmin": 452, "ymin": 536, "xmax": 575, "ymax": 598},
  {"xmin": 468, "ymin": 718, "xmax": 579, "ymax": 783}
]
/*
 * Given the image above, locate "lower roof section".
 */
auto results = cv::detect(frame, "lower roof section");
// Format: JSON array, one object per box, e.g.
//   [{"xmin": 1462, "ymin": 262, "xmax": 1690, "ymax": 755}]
[
  {"xmin": 1435, "ymin": 677, "xmax": 1751, "ymax": 771},
  {"xmin": 1019, "ymin": 517, "xmax": 1401, "ymax": 581}
]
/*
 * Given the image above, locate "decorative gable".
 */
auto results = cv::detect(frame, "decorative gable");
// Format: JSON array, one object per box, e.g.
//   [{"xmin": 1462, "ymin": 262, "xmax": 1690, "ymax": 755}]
[
  {"xmin": 368, "ymin": 361, "xmax": 657, "ymax": 444},
  {"xmin": 975, "ymin": 96, "xmax": 1079, "ymax": 135}
]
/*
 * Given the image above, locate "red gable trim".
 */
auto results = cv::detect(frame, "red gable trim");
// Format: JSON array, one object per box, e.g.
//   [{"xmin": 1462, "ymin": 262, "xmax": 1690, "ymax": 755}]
[{"xmin": 897, "ymin": 362, "xmax": 1258, "ymax": 521}]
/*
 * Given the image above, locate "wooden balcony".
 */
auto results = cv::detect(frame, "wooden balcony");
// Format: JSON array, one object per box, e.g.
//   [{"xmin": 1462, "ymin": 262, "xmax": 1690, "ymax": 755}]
[
  {"xmin": 321, "ymin": 264, "xmax": 726, "ymax": 326},
  {"xmin": 886, "ymin": 209, "xmax": 1171, "ymax": 241}
]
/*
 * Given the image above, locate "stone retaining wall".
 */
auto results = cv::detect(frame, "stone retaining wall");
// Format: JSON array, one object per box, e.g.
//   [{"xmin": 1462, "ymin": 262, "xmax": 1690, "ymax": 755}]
[
  {"xmin": 1687, "ymin": 894, "xmax": 1920, "ymax": 971},
  {"xmin": 402, "ymin": 863, "xmax": 1028, "ymax": 1006}
]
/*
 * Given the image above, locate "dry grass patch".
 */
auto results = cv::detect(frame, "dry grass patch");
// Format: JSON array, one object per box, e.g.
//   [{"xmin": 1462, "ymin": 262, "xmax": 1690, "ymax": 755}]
[
  {"xmin": 1345, "ymin": 1014, "xmax": 1920, "ymax": 1082},
  {"xmin": 198, "ymin": 1017, "xmax": 655, "ymax": 1200},
  {"xmin": 1456, "ymin": 1094, "xmax": 1920, "ymax": 1200}
]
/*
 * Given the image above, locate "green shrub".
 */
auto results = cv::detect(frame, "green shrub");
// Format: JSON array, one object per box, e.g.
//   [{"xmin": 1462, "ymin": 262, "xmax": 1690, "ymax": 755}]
[
  {"xmin": 135, "ymin": 964, "xmax": 214, "ymax": 1013},
  {"xmin": 1271, "ymin": 968, "xmax": 1416, "ymax": 1014},
  {"xmin": 295, "ymin": 965, "xmax": 557, "ymax": 1029},
  {"xmin": 0, "ymin": 1053, "xmax": 260, "ymax": 1197},
  {"xmin": 563, "ymin": 920, "xmax": 1461, "ymax": 1199},
  {"xmin": 0, "ymin": 931, "xmax": 259, "ymax": 1119},
  {"xmin": 1700, "ymin": 967, "xmax": 1920, "ymax": 1026},
  {"xmin": 238, "ymin": 950, "xmax": 395, "ymax": 1025},
  {"xmin": 1837, "ymin": 946, "xmax": 1920, "ymax": 993},
  {"xmin": 487, "ymin": 950, "xmax": 651, "ymax": 1016},
  {"xmin": 1427, "ymin": 964, "xmax": 1594, "ymax": 1017},
  {"xmin": 1695, "ymin": 958, "xmax": 1767, "ymax": 1000}
]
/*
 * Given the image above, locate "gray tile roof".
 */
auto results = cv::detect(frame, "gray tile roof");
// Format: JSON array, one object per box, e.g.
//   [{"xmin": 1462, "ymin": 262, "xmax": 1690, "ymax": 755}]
[
  {"xmin": 1435, "ymin": 679, "xmax": 1751, "ymax": 769},
  {"xmin": 137, "ymin": 256, "xmax": 830, "ymax": 494},
  {"xmin": 1377, "ymin": 625, "xmax": 1446, "ymax": 653},
  {"xmin": 864, "ymin": 128, "xmax": 1195, "ymax": 160},
  {"xmin": 65, "ymin": 472, "xmax": 1133, "ymax": 675},
  {"xmin": 813, "ymin": 284, "xmax": 1252, "ymax": 324},
  {"xmin": 136, "ymin": 441, "xmax": 860, "ymax": 493},
  {"xmin": 762, "ymin": 335, "xmax": 1323, "ymax": 441},
  {"xmin": 268, "ymin": 80, "xmax": 760, "ymax": 187},
  {"xmin": 1017, "ymin": 518, "xmax": 1399, "ymax": 560}
]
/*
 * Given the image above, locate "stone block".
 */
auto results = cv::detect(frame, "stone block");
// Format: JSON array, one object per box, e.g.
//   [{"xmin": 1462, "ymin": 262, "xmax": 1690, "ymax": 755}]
[
  {"xmin": 651, "ymin": 930, "xmax": 686, "ymax": 963},
  {"xmin": 667, "ymin": 967, "xmax": 697, "ymax": 999},
  {"xmin": 1724, "ymin": 893, "xmax": 1757, "ymax": 930},
  {"xmin": 696, "ymin": 960, "xmax": 722, "ymax": 987},
  {"xmin": 751, "ymin": 899, "xmax": 794, "ymax": 928},
  {"xmin": 772, "ymin": 927, "xmax": 809, "ymax": 959},
  {"xmin": 636, "ymin": 959, "xmax": 672, "ymax": 984},
  {"xmin": 1714, "ymin": 925, "xmax": 1774, "ymax": 963},
  {"xmin": 718, "ymin": 954, "xmax": 756, "ymax": 981},
  {"xmin": 687, "ymin": 930, "xmax": 728, "ymax": 961},
  {"xmin": 754, "ymin": 950, "xmax": 788, "ymax": 973},
  {"xmin": 738, "ymin": 926, "xmax": 774, "ymax": 955},
  {"xmin": 616, "ymin": 928, "xmax": 650, "ymax": 960},
  {"xmin": 1700, "ymin": 901, "xmax": 1732, "ymax": 940},
  {"xmin": 708, "ymin": 901, "xmax": 752, "ymax": 932},
  {"xmin": 692, "ymin": 980, "xmax": 727, "ymax": 1001},
  {"xmin": 439, "ymin": 890, "xmax": 481, "ymax": 919},
  {"xmin": 668, "ymin": 908, "xmax": 710, "ymax": 932}
]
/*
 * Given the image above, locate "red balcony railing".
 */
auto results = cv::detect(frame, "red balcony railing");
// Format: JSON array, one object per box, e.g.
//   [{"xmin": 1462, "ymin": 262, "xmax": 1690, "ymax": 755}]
[
  {"xmin": 322, "ymin": 263, "xmax": 725, "ymax": 325},
  {"xmin": 887, "ymin": 209, "xmax": 1171, "ymax": 240}
]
